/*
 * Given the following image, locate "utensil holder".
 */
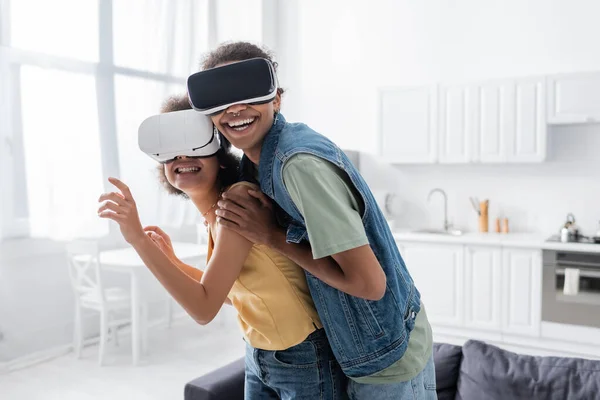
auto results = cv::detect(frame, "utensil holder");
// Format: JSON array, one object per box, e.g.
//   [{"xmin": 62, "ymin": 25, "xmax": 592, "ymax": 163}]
[{"xmin": 479, "ymin": 201, "xmax": 489, "ymax": 233}]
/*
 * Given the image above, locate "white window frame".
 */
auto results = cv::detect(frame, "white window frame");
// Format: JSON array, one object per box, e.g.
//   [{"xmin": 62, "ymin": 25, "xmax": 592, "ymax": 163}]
[
  {"xmin": 0, "ymin": 0, "xmax": 278, "ymax": 241},
  {"xmin": 0, "ymin": 0, "xmax": 223, "ymax": 240}
]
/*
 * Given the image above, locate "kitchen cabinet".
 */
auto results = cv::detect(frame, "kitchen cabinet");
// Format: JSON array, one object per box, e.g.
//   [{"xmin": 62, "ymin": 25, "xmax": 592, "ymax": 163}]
[
  {"xmin": 395, "ymin": 237, "xmax": 600, "ymax": 356},
  {"xmin": 502, "ymin": 248, "xmax": 542, "ymax": 337},
  {"xmin": 438, "ymin": 85, "xmax": 474, "ymax": 163},
  {"xmin": 381, "ymin": 75, "xmax": 546, "ymax": 164},
  {"xmin": 472, "ymin": 82, "xmax": 507, "ymax": 163},
  {"xmin": 547, "ymin": 71, "xmax": 600, "ymax": 124},
  {"xmin": 464, "ymin": 246, "xmax": 502, "ymax": 331},
  {"xmin": 509, "ymin": 78, "xmax": 546, "ymax": 162},
  {"xmin": 379, "ymin": 86, "xmax": 438, "ymax": 163},
  {"xmin": 472, "ymin": 78, "xmax": 546, "ymax": 163},
  {"xmin": 399, "ymin": 243, "xmax": 464, "ymax": 327}
]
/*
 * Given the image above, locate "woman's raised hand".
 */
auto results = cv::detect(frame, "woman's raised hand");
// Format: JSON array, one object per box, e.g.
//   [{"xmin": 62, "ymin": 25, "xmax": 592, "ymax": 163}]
[{"xmin": 97, "ymin": 177, "xmax": 146, "ymax": 245}]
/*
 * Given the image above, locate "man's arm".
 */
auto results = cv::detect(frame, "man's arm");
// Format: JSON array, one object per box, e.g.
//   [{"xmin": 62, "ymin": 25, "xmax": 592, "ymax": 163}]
[
  {"xmin": 268, "ymin": 229, "xmax": 387, "ymax": 300},
  {"xmin": 217, "ymin": 190, "xmax": 385, "ymax": 300},
  {"xmin": 217, "ymin": 154, "xmax": 388, "ymax": 300}
]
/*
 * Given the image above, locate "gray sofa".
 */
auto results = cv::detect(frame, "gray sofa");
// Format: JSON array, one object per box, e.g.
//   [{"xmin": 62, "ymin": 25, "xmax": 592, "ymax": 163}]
[{"xmin": 185, "ymin": 340, "xmax": 600, "ymax": 399}]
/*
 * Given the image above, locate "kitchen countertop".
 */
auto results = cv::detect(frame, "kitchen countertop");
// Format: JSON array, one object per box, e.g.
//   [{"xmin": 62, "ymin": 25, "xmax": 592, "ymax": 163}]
[{"xmin": 392, "ymin": 231, "xmax": 600, "ymax": 253}]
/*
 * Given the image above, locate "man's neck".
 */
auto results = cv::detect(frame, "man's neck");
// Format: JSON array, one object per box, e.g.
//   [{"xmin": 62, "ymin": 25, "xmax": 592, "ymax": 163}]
[{"xmin": 244, "ymin": 143, "xmax": 262, "ymax": 165}]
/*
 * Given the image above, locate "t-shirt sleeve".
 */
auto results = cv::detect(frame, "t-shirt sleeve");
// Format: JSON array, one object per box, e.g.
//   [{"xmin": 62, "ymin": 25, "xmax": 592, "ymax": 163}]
[{"xmin": 282, "ymin": 153, "xmax": 369, "ymax": 259}]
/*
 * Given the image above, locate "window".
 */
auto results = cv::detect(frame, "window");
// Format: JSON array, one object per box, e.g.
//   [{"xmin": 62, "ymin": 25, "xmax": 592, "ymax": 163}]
[
  {"xmin": 19, "ymin": 66, "xmax": 105, "ymax": 239},
  {"xmin": 114, "ymin": 75, "xmax": 194, "ymax": 227},
  {"xmin": 215, "ymin": 0, "xmax": 263, "ymax": 44},
  {"xmin": 0, "ymin": 0, "xmax": 223, "ymax": 241},
  {"xmin": 10, "ymin": 0, "xmax": 99, "ymax": 62}
]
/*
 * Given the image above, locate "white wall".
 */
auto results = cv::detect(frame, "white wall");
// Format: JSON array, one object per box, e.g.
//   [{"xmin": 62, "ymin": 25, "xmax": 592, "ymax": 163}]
[{"xmin": 278, "ymin": 0, "xmax": 600, "ymax": 235}]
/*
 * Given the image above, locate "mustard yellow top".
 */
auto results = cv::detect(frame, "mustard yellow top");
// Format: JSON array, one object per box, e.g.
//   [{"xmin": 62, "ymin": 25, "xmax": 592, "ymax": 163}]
[{"xmin": 207, "ymin": 182, "xmax": 322, "ymax": 351}]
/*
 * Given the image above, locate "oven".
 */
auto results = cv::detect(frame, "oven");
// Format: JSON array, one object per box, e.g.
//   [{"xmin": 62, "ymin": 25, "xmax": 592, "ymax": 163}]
[{"xmin": 542, "ymin": 249, "xmax": 600, "ymax": 328}]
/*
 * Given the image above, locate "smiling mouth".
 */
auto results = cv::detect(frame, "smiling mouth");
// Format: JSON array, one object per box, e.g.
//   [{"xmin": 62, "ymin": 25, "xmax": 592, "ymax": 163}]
[
  {"xmin": 227, "ymin": 117, "xmax": 256, "ymax": 132},
  {"xmin": 175, "ymin": 166, "xmax": 200, "ymax": 174}
]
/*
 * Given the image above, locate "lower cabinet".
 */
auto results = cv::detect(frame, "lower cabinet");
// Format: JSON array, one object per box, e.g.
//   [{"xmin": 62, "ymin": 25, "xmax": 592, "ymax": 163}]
[
  {"xmin": 400, "ymin": 243, "xmax": 464, "ymax": 326},
  {"xmin": 397, "ymin": 241, "xmax": 541, "ymax": 337},
  {"xmin": 464, "ymin": 246, "xmax": 502, "ymax": 331},
  {"xmin": 501, "ymin": 249, "xmax": 542, "ymax": 337}
]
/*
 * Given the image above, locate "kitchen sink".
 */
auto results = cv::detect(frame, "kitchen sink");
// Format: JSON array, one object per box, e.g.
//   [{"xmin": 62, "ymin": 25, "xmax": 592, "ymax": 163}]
[{"xmin": 411, "ymin": 228, "xmax": 464, "ymax": 236}]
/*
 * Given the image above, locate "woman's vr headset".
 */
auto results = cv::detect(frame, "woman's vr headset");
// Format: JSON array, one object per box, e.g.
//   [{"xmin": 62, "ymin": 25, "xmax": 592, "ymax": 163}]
[
  {"xmin": 138, "ymin": 109, "xmax": 220, "ymax": 164},
  {"xmin": 187, "ymin": 58, "xmax": 278, "ymax": 115}
]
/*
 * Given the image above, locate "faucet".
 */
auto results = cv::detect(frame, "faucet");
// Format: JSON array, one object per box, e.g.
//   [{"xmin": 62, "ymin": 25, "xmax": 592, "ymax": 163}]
[{"xmin": 427, "ymin": 188, "xmax": 450, "ymax": 232}]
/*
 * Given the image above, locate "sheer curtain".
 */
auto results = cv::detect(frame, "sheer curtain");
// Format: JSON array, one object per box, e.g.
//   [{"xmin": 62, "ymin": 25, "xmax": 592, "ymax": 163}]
[
  {"xmin": 5, "ymin": 0, "xmax": 208, "ymax": 240},
  {"xmin": 112, "ymin": 0, "xmax": 208, "ymax": 233}
]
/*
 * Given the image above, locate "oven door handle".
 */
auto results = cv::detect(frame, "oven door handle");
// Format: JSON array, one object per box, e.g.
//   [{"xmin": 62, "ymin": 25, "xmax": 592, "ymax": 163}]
[
  {"xmin": 549, "ymin": 259, "xmax": 600, "ymax": 269},
  {"xmin": 555, "ymin": 268, "xmax": 600, "ymax": 279}
]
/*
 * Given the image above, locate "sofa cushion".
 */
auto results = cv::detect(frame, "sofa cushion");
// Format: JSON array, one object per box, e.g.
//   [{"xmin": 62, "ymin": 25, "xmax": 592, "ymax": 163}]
[
  {"xmin": 184, "ymin": 358, "xmax": 245, "ymax": 400},
  {"xmin": 433, "ymin": 342, "xmax": 463, "ymax": 400},
  {"xmin": 457, "ymin": 340, "xmax": 600, "ymax": 400}
]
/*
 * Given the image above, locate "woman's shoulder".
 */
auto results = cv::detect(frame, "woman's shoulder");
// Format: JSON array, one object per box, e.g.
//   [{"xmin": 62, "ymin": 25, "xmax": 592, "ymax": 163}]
[{"xmin": 225, "ymin": 181, "xmax": 259, "ymax": 194}]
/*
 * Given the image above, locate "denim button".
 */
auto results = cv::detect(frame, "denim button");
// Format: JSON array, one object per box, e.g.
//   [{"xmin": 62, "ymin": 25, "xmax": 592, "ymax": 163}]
[{"xmin": 411, "ymin": 311, "xmax": 416, "ymax": 319}]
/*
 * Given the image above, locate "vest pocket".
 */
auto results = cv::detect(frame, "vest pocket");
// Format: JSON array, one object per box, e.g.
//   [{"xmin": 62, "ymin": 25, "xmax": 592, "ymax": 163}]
[{"xmin": 357, "ymin": 299, "xmax": 385, "ymax": 339}]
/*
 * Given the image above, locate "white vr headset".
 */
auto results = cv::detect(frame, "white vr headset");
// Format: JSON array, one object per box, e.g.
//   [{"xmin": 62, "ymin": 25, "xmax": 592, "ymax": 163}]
[{"xmin": 138, "ymin": 109, "xmax": 221, "ymax": 164}]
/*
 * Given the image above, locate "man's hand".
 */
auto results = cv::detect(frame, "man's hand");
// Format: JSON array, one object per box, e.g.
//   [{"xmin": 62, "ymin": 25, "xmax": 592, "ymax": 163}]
[{"xmin": 216, "ymin": 188, "xmax": 280, "ymax": 246}]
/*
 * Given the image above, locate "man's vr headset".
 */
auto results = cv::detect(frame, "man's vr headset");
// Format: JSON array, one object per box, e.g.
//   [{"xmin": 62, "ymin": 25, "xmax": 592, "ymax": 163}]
[
  {"xmin": 138, "ymin": 109, "xmax": 220, "ymax": 164},
  {"xmin": 187, "ymin": 58, "xmax": 278, "ymax": 115}
]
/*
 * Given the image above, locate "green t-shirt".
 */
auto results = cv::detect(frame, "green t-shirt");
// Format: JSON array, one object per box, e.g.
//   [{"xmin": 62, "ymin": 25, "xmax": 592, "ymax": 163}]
[{"xmin": 282, "ymin": 153, "xmax": 433, "ymax": 383}]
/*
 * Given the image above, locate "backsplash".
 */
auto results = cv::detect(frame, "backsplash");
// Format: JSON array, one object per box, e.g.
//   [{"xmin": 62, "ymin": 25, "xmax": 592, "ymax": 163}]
[{"xmin": 360, "ymin": 124, "xmax": 600, "ymax": 236}]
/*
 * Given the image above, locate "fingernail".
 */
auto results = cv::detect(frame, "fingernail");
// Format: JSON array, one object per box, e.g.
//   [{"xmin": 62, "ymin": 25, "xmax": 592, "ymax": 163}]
[
  {"xmin": 217, "ymin": 201, "xmax": 224, "ymax": 207},
  {"xmin": 215, "ymin": 210, "xmax": 222, "ymax": 216}
]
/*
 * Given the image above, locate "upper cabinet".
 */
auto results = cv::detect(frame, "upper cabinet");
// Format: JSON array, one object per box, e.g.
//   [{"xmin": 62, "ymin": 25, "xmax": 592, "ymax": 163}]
[
  {"xmin": 438, "ymin": 85, "xmax": 475, "ymax": 163},
  {"xmin": 380, "ymin": 76, "xmax": 547, "ymax": 164},
  {"xmin": 379, "ymin": 86, "xmax": 437, "ymax": 163},
  {"xmin": 547, "ymin": 72, "xmax": 600, "ymax": 124},
  {"xmin": 472, "ymin": 78, "xmax": 546, "ymax": 163},
  {"xmin": 472, "ymin": 82, "xmax": 506, "ymax": 163},
  {"xmin": 510, "ymin": 78, "xmax": 547, "ymax": 162}
]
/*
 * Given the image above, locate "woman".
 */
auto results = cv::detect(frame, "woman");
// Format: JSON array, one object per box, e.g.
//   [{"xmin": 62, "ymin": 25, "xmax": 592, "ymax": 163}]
[{"xmin": 97, "ymin": 95, "xmax": 347, "ymax": 399}]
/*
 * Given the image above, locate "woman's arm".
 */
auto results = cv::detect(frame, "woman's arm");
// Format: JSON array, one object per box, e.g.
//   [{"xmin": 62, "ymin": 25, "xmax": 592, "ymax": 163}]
[
  {"xmin": 143, "ymin": 225, "xmax": 205, "ymax": 281},
  {"xmin": 217, "ymin": 189, "xmax": 385, "ymax": 300},
  {"xmin": 98, "ymin": 178, "xmax": 250, "ymax": 323},
  {"xmin": 143, "ymin": 226, "xmax": 235, "ymax": 305}
]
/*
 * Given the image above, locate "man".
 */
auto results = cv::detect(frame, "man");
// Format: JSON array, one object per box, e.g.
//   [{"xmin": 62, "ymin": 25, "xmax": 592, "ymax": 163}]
[{"xmin": 188, "ymin": 42, "xmax": 436, "ymax": 399}]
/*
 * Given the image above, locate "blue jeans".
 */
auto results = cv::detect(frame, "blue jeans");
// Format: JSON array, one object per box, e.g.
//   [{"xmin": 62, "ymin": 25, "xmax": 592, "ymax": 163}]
[
  {"xmin": 244, "ymin": 329, "xmax": 348, "ymax": 400},
  {"xmin": 347, "ymin": 354, "xmax": 437, "ymax": 400}
]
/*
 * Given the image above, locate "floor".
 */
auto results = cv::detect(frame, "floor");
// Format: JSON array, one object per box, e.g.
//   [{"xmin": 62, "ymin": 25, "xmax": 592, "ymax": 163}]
[{"xmin": 0, "ymin": 314, "xmax": 245, "ymax": 400}]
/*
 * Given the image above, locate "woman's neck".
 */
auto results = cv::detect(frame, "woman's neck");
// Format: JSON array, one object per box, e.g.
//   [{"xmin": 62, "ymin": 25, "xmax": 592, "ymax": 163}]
[{"xmin": 190, "ymin": 187, "xmax": 222, "ymax": 225}]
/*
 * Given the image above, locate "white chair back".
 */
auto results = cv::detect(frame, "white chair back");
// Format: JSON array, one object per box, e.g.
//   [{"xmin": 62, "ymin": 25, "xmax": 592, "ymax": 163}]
[{"xmin": 66, "ymin": 239, "xmax": 104, "ymax": 302}]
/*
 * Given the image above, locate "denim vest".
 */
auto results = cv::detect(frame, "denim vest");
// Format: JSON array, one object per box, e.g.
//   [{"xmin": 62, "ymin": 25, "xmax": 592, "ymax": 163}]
[{"xmin": 240, "ymin": 114, "xmax": 421, "ymax": 378}]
